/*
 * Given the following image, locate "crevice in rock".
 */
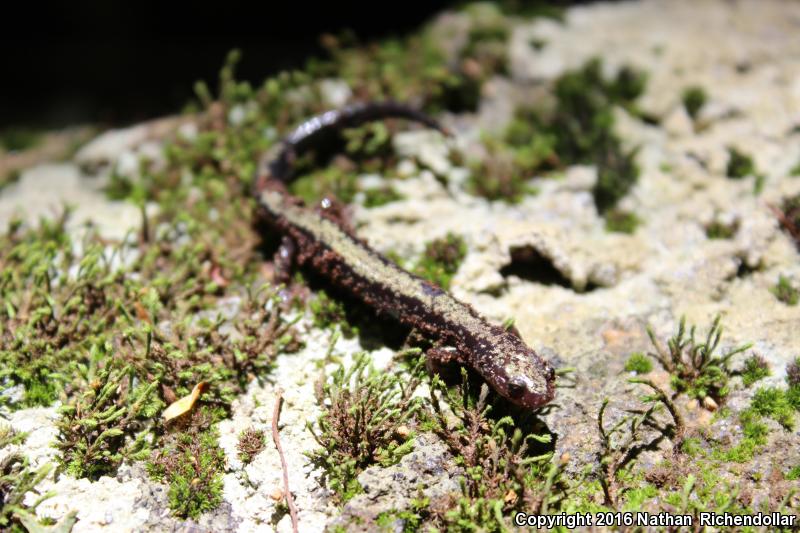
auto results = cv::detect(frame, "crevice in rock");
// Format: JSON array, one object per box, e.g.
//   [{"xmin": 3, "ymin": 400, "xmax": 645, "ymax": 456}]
[{"xmin": 500, "ymin": 245, "xmax": 595, "ymax": 292}]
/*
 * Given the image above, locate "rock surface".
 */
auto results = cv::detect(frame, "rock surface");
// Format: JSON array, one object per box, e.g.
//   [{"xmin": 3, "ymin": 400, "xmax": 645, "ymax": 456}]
[{"xmin": 2, "ymin": 0, "xmax": 800, "ymax": 530}]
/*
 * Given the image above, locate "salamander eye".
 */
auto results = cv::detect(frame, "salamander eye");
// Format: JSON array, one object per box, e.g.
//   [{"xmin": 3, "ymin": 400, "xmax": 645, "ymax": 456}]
[{"xmin": 507, "ymin": 378, "xmax": 526, "ymax": 399}]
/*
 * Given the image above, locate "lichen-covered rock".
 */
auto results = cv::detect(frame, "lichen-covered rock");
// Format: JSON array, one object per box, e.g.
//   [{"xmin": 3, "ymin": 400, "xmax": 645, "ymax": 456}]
[{"xmin": 331, "ymin": 433, "xmax": 462, "ymax": 532}]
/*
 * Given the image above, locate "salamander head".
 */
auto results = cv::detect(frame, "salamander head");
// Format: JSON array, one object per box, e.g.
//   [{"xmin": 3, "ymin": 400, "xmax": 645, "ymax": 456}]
[
  {"xmin": 500, "ymin": 362, "xmax": 556, "ymax": 409},
  {"xmin": 478, "ymin": 331, "xmax": 556, "ymax": 410}
]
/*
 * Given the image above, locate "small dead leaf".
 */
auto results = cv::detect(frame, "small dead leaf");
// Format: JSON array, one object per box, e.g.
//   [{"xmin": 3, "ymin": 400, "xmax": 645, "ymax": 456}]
[
  {"xmin": 162, "ymin": 382, "xmax": 208, "ymax": 422},
  {"xmin": 134, "ymin": 301, "xmax": 150, "ymax": 322},
  {"xmin": 395, "ymin": 425, "xmax": 411, "ymax": 439},
  {"xmin": 504, "ymin": 489, "xmax": 517, "ymax": 505},
  {"xmin": 269, "ymin": 487, "xmax": 284, "ymax": 501}
]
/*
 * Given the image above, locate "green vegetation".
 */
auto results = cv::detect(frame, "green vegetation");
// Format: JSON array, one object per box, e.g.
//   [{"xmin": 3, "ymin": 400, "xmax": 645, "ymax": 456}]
[
  {"xmin": 481, "ymin": 59, "xmax": 643, "ymax": 210},
  {"xmin": 749, "ymin": 387, "xmax": 796, "ymax": 429},
  {"xmin": 4, "ymin": 6, "xmax": 798, "ymax": 526},
  {"xmin": 740, "ymin": 354, "xmax": 769, "ymax": 387},
  {"xmin": 790, "ymin": 157, "xmax": 800, "ymax": 177},
  {"xmin": 725, "ymin": 147, "xmax": 756, "ymax": 179},
  {"xmin": 414, "ymin": 233, "xmax": 468, "ymax": 289},
  {"xmin": 681, "ymin": 86, "xmax": 707, "ymax": 120},
  {"xmin": 309, "ymin": 290, "xmax": 358, "ymax": 337},
  {"xmin": 307, "ymin": 353, "xmax": 422, "ymax": 502},
  {"xmin": 624, "ymin": 352, "xmax": 653, "ymax": 374},
  {"xmin": 604, "ymin": 209, "xmax": 641, "ymax": 234},
  {"xmin": 1, "ymin": 429, "xmax": 69, "ymax": 532},
  {"xmin": 237, "ymin": 428, "xmax": 266, "ymax": 464},
  {"xmin": 425, "ymin": 371, "xmax": 565, "ymax": 530},
  {"xmin": 55, "ymin": 364, "xmax": 159, "ymax": 479},
  {"xmin": 148, "ymin": 408, "xmax": 226, "ymax": 519},
  {"xmin": 646, "ymin": 316, "xmax": 750, "ymax": 404},
  {"xmin": 0, "ymin": 128, "xmax": 42, "ymax": 152},
  {"xmin": 362, "ymin": 185, "xmax": 404, "ymax": 208},
  {"xmin": 705, "ymin": 218, "xmax": 739, "ymax": 239},
  {"xmin": 771, "ymin": 275, "xmax": 799, "ymax": 305}
]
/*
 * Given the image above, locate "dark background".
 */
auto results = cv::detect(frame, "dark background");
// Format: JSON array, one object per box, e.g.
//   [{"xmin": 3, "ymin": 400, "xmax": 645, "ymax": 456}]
[{"xmin": 1, "ymin": 1, "xmax": 578, "ymax": 130}]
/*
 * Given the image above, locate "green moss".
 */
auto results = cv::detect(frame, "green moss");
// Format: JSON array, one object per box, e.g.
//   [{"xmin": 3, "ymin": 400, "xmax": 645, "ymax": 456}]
[
  {"xmin": 790, "ymin": 158, "xmax": 800, "ymax": 177},
  {"xmin": 466, "ymin": 142, "xmax": 542, "ymax": 204},
  {"xmin": 705, "ymin": 218, "xmax": 739, "ymax": 239},
  {"xmin": 309, "ymin": 290, "xmax": 358, "ymax": 338},
  {"xmin": 425, "ymin": 371, "xmax": 564, "ymax": 531},
  {"xmin": 750, "ymin": 387, "xmax": 796, "ymax": 430},
  {"xmin": 604, "ymin": 209, "xmax": 641, "ymax": 234},
  {"xmin": 770, "ymin": 275, "xmax": 799, "ymax": 305},
  {"xmin": 362, "ymin": 186, "xmax": 404, "ymax": 208},
  {"xmin": 551, "ymin": 59, "xmax": 643, "ymax": 213},
  {"xmin": 681, "ymin": 86, "xmax": 707, "ymax": 120},
  {"xmin": 726, "ymin": 147, "xmax": 756, "ymax": 179},
  {"xmin": 469, "ymin": 59, "xmax": 643, "ymax": 208},
  {"xmin": 237, "ymin": 428, "xmax": 266, "ymax": 464},
  {"xmin": 716, "ymin": 407, "xmax": 768, "ymax": 463},
  {"xmin": 786, "ymin": 465, "xmax": 800, "ymax": 480},
  {"xmin": 55, "ymin": 363, "xmax": 159, "ymax": 480},
  {"xmin": 307, "ymin": 353, "xmax": 422, "ymax": 503},
  {"xmin": 0, "ymin": 128, "xmax": 43, "ymax": 152},
  {"xmin": 413, "ymin": 233, "xmax": 467, "ymax": 290},
  {"xmin": 624, "ymin": 352, "xmax": 653, "ymax": 374},
  {"xmin": 375, "ymin": 497, "xmax": 428, "ymax": 532},
  {"xmin": 0, "ymin": 452, "xmax": 61, "ymax": 532},
  {"xmin": 741, "ymin": 354, "xmax": 770, "ymax": 387},
  {"xmin": 680, "ymin": 437, "xmax": 704, "ymax": 457},
  {"xmin": 148, "ymin": 412, "xmax": 226, "ymax": 519},
  {"xmin": 646, "ymin": 315, "xmax": 750, "ymax": 403}
]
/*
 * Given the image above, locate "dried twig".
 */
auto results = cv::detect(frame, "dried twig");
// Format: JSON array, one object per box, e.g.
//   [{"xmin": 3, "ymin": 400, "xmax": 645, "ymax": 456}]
[{"xmin": 272, "ymin": 389, "xmax": 299, "ymax": 533}]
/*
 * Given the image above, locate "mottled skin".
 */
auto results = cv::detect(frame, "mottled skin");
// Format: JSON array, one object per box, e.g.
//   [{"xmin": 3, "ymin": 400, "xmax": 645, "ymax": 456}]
[{"xmin": 255, "ymin": 103, "xmax": 555, "ymax": 409}]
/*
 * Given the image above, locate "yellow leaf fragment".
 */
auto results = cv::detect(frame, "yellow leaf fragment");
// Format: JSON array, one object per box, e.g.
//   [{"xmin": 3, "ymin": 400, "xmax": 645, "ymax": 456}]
[{"xmin": 162, "ymin": 382, "xmax": 207, "ymax": 422}]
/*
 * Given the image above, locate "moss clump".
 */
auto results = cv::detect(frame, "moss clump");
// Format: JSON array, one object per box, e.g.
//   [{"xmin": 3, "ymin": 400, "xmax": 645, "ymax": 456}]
[
  {"xmin": 646, "ymin": 316, "xmax": 750, "ymax": 404},
  {"xmin": 412, "ymin": 233, "xmax": 468, "ymax": 290},
  {"xmin": 148, "ymin": 409, "xmax": 226, "ymax": 519},
  {"xmin": 770, "ymin": 275, "xmax": 798, "ymax": 305},
  {"xmin": 740, "ymin": 354, "xmax": 769, "ymax": 387},
  {"xmin": 726, "ymin": 147, "xmax": 756, "ymax": 179},
  {"xmin": 307, "ymin": 353, "xmax": 422, "ymax": 503},
  {"xmin": 624, "ymin": 352, "xmax": 653, "ymax": 374},
  {"xmin": 309, "ymin": 290, "xmax": 358, "ymax": 338},
  {"xmin": 681, "ymin": 86, "xmax": 707, "ymax": 120},
  {"xmin": 790, "ymin": 158, "xmax": 800, "ymax": 177},
  {"xmin": 604, "ymin": 209, "xmax": 641, "ymax": 234},
  {"xmin": 466, "ymin": 136, "xmax": 543, "ymax": 203},
  {"xmin": 55, "ymin": 363, "xmax": 160, "ymax": 480},
  {"xmin": 0, "ymin": 452, "xmax": 68, "ymax": 533},
  {"xmin": 362, "ymin": 186, "xmax": 404, "ymax": 208},
  {"xmin": 237, "ymin": 427, "xmax": 266, "ymax": 464},
  {"xmin": 0, "ymin": 128, "xmax": 42, "ymax": 152},
  {"xmin": 716, "ymin": 407, "xmax": 769, "ymax": 463},
  {"xmin": 705, "ymin": 218, "xmax": 739, "ymax": 239},
  {"xmin": 749, "ymin": 387, "xmax": 796, "ymax": 430},
  {"xmin": 466, "ymin": 59, "xmax": 643, "ymax": 207},
  {"xmin": 425, "ymin": 372, "xmax": 564, "ymax": 530},
  {"xmin": 553, "ymin": 59, "xmax": 643, "ymax": 213}
]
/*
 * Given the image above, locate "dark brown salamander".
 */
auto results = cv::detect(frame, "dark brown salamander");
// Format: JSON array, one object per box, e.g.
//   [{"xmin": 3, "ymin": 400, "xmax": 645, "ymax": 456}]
[{"xmin": 255, "ymin": 102, "xmax": 555, "ymax": 409}]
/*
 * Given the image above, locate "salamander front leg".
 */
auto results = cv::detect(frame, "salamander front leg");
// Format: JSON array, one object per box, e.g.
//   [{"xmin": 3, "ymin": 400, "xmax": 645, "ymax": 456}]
[
  {"xmin": 425, "ymin": 345, "xmax": 467, "ymax": 383},
  {"xmin": 273, "ymin": 235, "xmax": 297, "ymax": 286}
]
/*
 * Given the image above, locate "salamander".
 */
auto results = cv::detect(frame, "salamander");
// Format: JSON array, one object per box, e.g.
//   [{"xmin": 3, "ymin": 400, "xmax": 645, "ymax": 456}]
[{"xmin": 254, "ymin": 102, "xmax": 555, "ymax": 409}]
